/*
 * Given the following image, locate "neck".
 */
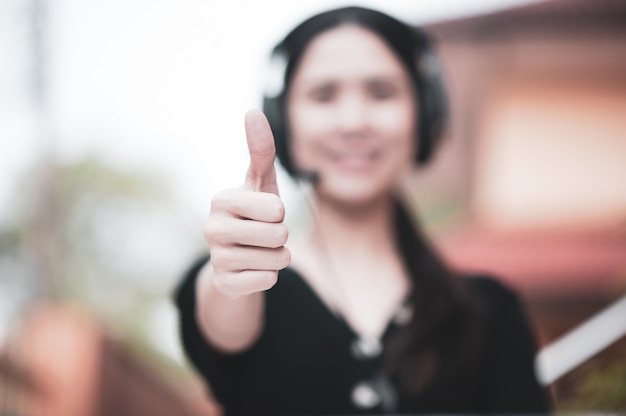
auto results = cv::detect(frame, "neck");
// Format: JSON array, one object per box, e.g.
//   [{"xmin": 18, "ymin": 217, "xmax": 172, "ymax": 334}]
[
  {"xmin": 298, "ymin": 190, "xmax": 412, "ymax": 340},
  {"xmin": 311, "ymin": 192, "xmax": 397, "ymax": 257}
]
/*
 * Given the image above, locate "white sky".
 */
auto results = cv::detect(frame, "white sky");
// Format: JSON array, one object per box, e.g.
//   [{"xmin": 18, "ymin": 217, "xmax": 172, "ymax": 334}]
[{"xmin": 0, "ymin": 0, "xmax": 538, "ymax": 221}]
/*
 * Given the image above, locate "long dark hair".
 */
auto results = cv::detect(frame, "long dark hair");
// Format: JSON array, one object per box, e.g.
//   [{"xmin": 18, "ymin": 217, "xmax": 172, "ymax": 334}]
[{"xmin": 389, "ymin": 200, "xmax": 485, "ymax": 394}]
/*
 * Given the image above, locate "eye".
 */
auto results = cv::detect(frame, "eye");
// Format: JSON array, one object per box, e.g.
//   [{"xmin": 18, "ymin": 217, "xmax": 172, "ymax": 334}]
[
  {"xmin": 368, "ymin": 80, "xmax": 399, "ymax": 100},
  {"xmin": 308, "ymin": 84, "xmax": 336, "ymax": 103}
]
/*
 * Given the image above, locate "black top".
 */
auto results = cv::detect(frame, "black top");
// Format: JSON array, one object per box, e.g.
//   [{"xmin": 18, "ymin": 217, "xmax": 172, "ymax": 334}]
[{"xmin": 174, "ymin": 257, "xmax": 549, "ymax": 415}]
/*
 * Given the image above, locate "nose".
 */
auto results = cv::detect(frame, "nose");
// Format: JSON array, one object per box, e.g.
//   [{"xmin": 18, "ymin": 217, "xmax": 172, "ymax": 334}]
[{"xmin": 335, "ymin": 92, "xmax": 368, "ymax": 137}]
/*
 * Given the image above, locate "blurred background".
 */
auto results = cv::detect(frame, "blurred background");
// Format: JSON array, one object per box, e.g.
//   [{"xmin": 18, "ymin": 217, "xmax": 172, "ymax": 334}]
[{"xmin": 1, "ymin": 0, "xmax": 625, "ymax": 414}]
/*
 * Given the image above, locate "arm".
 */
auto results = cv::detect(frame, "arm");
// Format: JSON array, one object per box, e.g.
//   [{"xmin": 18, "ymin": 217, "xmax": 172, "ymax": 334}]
[
  {"xmin": 191, "ymin": 109, "xmax": 289, "ymax": 353},
  {"xmin": 195, "ymin": 260, "xmax": 265, "ymax": 352}
]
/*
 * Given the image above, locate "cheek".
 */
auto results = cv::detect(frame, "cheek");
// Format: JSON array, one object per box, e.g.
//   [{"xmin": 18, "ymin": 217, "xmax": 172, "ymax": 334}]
[
  {"xmin": 289, "ymin": 103, "xmax": 326, "ymax": 137},
  {"xmin": 287, "ymin": 103, "xmax": 329, "ymax": 165},
  {"xmin": 376, "ymin": 102, "xmax": 418, "ymax": 157}
]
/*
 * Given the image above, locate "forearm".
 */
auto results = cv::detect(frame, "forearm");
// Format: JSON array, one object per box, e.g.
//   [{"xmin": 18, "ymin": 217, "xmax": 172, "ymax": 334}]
[{"xmin": 195, "ymin": 260, "xmax": 265, "ymax": 353}]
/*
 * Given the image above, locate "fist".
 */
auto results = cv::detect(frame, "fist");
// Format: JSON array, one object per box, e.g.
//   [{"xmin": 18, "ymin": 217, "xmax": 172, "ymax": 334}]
[{"xmin": 204, "ymin": 110, "xmax": 290, "ymax": 298}]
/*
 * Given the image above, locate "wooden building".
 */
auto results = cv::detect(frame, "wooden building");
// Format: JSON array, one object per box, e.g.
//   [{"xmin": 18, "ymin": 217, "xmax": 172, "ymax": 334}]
[{"xmin": 419, "ymin": 0, "xmax": 626, "ymax": 409}]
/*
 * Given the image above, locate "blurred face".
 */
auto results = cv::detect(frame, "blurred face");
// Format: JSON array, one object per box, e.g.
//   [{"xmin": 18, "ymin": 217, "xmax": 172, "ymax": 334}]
[{"xmin": 287, "ymin": 25, "xmax": 417, "ymax": 206}]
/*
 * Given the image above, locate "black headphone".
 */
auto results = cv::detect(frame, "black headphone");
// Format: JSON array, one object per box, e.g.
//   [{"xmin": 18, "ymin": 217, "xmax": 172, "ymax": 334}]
[{"xmin": 262, "ymin": 22, "xmax": 448, "ymax": 178}]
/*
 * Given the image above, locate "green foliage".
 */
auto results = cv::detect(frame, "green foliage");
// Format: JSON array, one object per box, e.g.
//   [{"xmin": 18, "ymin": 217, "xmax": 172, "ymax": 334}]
[
  {"xmin": 557, "ymin": 345, "xmax": 626, "ymax": 412},
  {"xmin": 1, "ymin": 155, "xmax": 201, "ymax": 372},
  {"xmin": 572, "ymin": 359, "xmax": 626, "ymax": 411}
]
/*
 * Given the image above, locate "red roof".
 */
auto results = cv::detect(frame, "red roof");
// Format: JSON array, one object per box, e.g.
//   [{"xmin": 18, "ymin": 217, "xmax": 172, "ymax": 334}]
[
  {"xmin": 427, "ymin": 0, "xmax": 626, "ymax": 38},
  {"xmin": 436, "ymin": 227, "xmax": 626, "ymax": 298}
]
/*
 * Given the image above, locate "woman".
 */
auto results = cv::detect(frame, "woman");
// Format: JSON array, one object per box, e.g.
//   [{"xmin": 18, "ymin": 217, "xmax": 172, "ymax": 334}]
[{"xmin": 175, "ymin": 6, "xmax": 549, "ymax": 415}]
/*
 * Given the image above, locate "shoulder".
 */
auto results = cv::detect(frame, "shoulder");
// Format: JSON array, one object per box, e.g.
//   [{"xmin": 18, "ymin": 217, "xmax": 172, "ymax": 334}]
[
  {"xmin": 462, "ymin": 274, "xmax": 534, "ymax": 336},
  {"xmin": 464, "ymin": 274, "xmax": 522, "ymax": 310},
  {"xmin": 461, "ymin": 276, "xmax": 551, "ymax": 411},
  {"xmin": 461, "ymin": 274, "xmax": 540, "ymax": 360}
]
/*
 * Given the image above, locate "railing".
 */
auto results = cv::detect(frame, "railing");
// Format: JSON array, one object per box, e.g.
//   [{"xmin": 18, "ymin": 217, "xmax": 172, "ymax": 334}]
[{"xmin": 535, "ymin": 294, "xmax": 626, "ymax": 385}]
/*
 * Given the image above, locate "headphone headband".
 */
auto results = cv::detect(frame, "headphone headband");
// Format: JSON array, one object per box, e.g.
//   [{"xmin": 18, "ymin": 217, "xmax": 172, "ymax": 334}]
[{"xmin": 262, "ymin": 9, "xmax": 448, "ymax": 177}]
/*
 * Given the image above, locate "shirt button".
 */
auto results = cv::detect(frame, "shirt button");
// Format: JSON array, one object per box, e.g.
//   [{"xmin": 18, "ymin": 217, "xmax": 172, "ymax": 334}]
[
  {"xmin": 351, "ymin": 381, "xmax": 381, "ymax": 409},
  {"xmin": 393, "ymin": 303, "xmax": 413, "ymax": 326},
  {"xmin": 351, "ymin": 337, "xmax": 382, "ymax": 359}
]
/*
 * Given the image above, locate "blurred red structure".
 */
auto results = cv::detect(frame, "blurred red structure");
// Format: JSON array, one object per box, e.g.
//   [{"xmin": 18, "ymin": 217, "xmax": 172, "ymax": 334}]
[
  {"xmin": 422, "ymin": 0, "xmax": 626, "ymax": 320},
  {"xmin": 440, "ymin": 228, "xmax": 626, "ymax": 299},
  {"xmin": 0, "ymin": 303, "xmax": 220, "ymax": 416},
  {"xmin": 420, "ymin": 0, "xmax": 626, "ymax": 407}
]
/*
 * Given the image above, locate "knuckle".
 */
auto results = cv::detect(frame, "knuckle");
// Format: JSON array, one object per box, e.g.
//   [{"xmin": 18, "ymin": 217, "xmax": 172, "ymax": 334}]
[
  {"xmin": 259, "ymin": 271, "xmax": 278, "ymax": 290},
  {"xmin": 209, "ymin": 191, "xmax": 228, "ymax": 212},
  {"xmin": 203, "ymin": 222, "xmax": 218, "ymax": 244},
  {"xmin": 268, "ymin": 195, "xmax": 285, "ymax": 221},
  {"xmin": 277, "ymin": 247, "xmax": 291, "ymax": 269},
  {"xmin": 275, "ymin": 224, "xmax": 289, "ymax": 245},
  {"xmin": 210, "ymin": 189, "xmax": 238, "ymax": 213},
  {"xmin": 276, "ymin": 203, "xmax": 286, "ymax": 222},
  {"xmin": 207, "ymin": 247, "xmax": 230, "ymax": 272},
  {"xmin": 266, "ymin": 224, "xmax": 288, "ymax": 248},
  {"xmin": 205, "ymin": 218, "xmax": 240, "ymax": 246}
]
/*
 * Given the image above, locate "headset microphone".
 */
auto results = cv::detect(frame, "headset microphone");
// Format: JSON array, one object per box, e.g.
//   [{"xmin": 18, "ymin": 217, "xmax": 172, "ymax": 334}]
[{"xmin": 296, "ymin": 170, "xmax": 320, "ymax": 184}]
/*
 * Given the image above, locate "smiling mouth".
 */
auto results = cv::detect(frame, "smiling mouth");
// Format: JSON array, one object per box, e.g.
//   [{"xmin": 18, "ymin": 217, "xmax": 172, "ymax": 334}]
[{"xmin": 332, "ymin": 150, "xmax": 381, "ymax": 171}]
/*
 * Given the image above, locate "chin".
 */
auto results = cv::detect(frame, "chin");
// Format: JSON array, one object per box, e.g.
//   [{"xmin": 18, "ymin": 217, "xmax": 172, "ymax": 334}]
[{"xmin": 317, "ymin": 176, "xmax": 393, "ymax": 207}]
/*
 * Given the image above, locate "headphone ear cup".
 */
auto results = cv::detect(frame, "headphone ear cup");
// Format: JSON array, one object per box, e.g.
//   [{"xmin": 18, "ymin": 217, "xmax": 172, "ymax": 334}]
[
  {"xmin": 413, "ymin": 29, "xmax": 448, "ymax": 165},
  {"xmin": 263, "ymin": 93, "xmax": 295, "ymax": 176},
  {"xmin": 262, "ymin": 47, "xmax": 297, "ymax": 176}
]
